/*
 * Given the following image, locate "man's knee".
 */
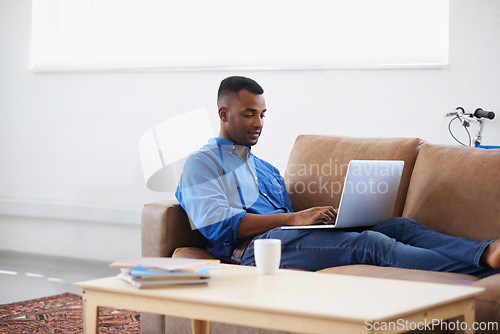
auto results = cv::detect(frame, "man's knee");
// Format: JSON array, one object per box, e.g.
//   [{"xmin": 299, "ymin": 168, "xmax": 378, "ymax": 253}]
[
  {"xmin": 372, "ymin": 217, "xmax": 418, "ymax": 233},
  {"xmin": 356, "ymin": 230, "xmax": 397, "ymax": 251}
]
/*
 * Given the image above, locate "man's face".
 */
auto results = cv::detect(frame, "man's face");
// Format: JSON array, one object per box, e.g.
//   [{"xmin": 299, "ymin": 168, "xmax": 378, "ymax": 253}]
[{"xmin": 220, "ymin": 89, "xmax": 266, "ymax": 147}]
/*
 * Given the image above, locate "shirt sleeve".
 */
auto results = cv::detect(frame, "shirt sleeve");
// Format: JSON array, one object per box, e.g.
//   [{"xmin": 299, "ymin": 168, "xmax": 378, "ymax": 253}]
[{"xmin": 175, "ymin": 151, "xmax": 245, "ymax": 246}]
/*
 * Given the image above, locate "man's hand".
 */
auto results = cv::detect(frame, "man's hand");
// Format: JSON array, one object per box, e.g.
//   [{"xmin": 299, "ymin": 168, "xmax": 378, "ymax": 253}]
[
  {"xmin": 237, "ymin": 206, "xmax": 338, "ymax": 239},
  {"xmin": 287, "ymin": 206, "xmax": 338, "ymax": 226}
]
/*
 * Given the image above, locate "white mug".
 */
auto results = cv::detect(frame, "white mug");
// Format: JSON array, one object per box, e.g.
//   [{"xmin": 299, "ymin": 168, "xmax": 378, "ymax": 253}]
[{"xmin": 254, "ymin": 239, "xmax": 281, "ymax": 274}]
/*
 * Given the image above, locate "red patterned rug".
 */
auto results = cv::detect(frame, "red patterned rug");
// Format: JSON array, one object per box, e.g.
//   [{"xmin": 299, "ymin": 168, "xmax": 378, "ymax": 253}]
[{"xmin": 0, "ymin": 293, "xmax": 140, "ymax": 333}]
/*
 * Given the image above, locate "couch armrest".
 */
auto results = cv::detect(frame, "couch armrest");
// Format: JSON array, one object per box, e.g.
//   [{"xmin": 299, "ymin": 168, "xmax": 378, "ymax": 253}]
[{"xmin": 141, "ymin": 201, "xmax": 207, "ymax": 257}]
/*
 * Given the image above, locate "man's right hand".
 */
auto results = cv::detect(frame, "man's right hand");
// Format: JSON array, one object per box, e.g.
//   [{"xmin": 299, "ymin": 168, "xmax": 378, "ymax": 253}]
[
  {"xmin": 288, "ymin": 206, "xmax": 338, "ymax": 226},
  {"xmin": 237, "ymin": 206, "xmax": 338, "ymax": 239}
]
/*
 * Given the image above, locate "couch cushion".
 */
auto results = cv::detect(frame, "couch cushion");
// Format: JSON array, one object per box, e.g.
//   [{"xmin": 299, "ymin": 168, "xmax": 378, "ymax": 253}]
[
  {"xmin": 318, "ymin": 264, "xmax": 479, "ymax": 286},
  {"xmin": 172, "ymin": 247, "xmax": 218, "ymax": 259},
  {"xmin": 284, "ymin": 135, "xmax": 424, "ymax": 215},
  {"xmin": 471, "ymin": 274, "xmax": 500, "ymax": 325},
  {"xmin": 402, "ymin": 144, "xmax": 500, "ymax": 241}
]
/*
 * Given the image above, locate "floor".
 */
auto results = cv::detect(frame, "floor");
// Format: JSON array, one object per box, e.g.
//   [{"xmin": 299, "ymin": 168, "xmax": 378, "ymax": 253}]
[{"xmin": 0, "ymin": 250, "xmax": 118, "ymax": 305}]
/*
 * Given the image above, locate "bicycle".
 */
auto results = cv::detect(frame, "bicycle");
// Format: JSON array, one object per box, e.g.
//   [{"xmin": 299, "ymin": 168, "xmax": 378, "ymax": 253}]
[{"xmin": 445, "ymin": 107, "xmax": 499, "ymax": 149}]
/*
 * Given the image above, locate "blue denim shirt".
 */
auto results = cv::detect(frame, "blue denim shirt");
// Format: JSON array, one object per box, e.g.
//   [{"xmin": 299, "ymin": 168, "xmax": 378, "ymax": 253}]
[{"xmin": 175, "ymin": 137, "xmax": 293, "ymax": 263}]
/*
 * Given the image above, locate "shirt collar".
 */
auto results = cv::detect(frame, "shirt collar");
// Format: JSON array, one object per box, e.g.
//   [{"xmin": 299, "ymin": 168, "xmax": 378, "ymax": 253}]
[{"xmin": 209, "ymin": 137, "xmax": 252, "ymax": 158}]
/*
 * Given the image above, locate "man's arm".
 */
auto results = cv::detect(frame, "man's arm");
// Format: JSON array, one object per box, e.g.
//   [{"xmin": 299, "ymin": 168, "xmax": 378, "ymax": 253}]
[{"xmin": 237, "ymin": 206, "xmax": 337, "ymax": 239}]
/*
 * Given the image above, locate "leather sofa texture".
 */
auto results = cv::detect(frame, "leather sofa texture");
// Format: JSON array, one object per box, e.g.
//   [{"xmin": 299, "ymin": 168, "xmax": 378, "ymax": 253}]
[{"xmin": 140, "ymin": 135, "xmax": 500, "ymax": 333}]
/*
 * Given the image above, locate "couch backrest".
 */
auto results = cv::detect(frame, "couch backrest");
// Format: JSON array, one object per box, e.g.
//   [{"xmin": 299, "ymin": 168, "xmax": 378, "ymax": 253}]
[
  {"xmin": 284, "ymin": 135, "xmax": 424, "ymax": 216},
  {"xmin": 402, "ymin": 143, "xmax": 500, "ymax": 241}
]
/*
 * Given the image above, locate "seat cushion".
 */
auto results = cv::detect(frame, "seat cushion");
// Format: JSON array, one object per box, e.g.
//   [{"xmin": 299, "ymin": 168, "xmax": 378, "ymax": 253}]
[
  {"xmin": 471, "ymin": 274, "xmax": 500, "ymax": 323},
  {"xmin": 318, "ymin": 264, "xmax": 479, "ymax": 286},
  {"xmin": 172, "ymin": 247, "xmax": 218, "ymax": 259}
]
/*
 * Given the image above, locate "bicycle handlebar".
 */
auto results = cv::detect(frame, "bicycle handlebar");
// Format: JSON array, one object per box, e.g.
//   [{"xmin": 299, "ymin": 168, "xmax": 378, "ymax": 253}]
[
  {"xmin": 446, "ymin": 107, "xmax": 496, "ymax": 147},
  {"xmin": 474, "ymin": 108, "xmax": 495, "ymax": 120}
]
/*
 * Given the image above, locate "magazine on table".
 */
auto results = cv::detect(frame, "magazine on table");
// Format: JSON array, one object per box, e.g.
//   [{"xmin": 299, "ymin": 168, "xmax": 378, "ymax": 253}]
[{"xmin": 110, "ymin": 257, "xmax": 220, "ymax": 288}]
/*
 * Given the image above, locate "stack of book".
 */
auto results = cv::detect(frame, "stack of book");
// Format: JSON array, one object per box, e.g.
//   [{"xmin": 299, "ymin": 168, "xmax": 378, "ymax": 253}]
[{"xmin": 110, "ymin": 257, "xmax": 220, "ymax": 289}]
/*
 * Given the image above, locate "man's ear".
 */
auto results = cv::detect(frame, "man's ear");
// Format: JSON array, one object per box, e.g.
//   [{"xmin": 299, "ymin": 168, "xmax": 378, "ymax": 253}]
[{"xmin": 218, "ymin": 107, "xmax": 229, "ymax": 122}]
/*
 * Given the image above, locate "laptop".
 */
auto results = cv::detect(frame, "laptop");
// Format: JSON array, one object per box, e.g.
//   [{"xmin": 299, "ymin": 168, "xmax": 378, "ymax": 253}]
[{"xmin": 281, "ymin": 160, "xmax": 404, "ymax": 230}]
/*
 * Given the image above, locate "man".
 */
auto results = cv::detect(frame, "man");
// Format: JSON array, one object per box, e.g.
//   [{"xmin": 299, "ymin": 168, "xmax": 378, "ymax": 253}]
[{"xmin": 176, "ymin": 76, "xmax": 500, "ymax": 277}]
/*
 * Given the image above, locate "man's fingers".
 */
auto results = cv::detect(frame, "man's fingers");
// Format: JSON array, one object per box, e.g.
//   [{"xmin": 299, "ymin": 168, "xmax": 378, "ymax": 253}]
[
  {"xmin": 322, "ymin": 206, "xmax": 337, "ymax": 220},
  {"xmin": 319, "ymin": 208, "xmax": 336, "ymax": 222},
  {"xmin": 298, "ymin": 206, "xmax": 339, "ymax": 226}
]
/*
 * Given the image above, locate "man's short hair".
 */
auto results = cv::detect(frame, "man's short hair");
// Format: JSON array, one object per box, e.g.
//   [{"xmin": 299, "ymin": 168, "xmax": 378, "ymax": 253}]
[{"xmin": 217, "ymin": 76, "xmax": 264, "ymax": 104}]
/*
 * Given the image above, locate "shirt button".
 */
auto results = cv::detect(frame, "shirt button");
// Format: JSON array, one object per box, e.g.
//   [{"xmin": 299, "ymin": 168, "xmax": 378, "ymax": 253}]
[{"xmin": 263, "ymin": 193, "xmax": 267, "ymax": 197}]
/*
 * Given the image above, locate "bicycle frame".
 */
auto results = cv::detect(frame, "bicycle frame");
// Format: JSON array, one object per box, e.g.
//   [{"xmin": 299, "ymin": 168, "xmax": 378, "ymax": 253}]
[
  {"xmin": 474, "ymin": 119, "xmax": 500, "ymax": 149},
  {"xmin": 475, "ymin": 143, "xmax": 500, "ymax": 149}
]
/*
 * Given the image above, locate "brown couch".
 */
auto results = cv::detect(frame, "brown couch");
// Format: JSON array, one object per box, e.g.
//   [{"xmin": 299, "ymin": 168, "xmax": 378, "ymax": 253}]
[{"xmin": 141, "ymin": 135, "xmax": 500, "ymax": 334}]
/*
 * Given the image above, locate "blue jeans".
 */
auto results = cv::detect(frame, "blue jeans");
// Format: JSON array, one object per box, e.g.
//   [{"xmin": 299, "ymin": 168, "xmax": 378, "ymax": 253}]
[{"xmin": 240, "ymin": 218, "xmax": 499, "ymax": 278}]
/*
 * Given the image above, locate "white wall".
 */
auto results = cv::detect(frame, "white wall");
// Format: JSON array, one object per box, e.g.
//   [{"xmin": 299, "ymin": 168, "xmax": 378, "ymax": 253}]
[{"xmin": 1, "ymin": 0, "xmax": 499, "ymax": 261}]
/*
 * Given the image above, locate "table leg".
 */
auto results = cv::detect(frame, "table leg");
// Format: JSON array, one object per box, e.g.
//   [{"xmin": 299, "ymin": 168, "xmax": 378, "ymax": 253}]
[
  {"xmin": 81, "ymin": 291, "xmax": 99, "ymax": 334},
  {"xmin": 192, "ymin": 319, "xmax": 211, "ymax": 334},
  {"xmin": 462, "ymin": 301, "xmax": 475, "ymax": 334}
]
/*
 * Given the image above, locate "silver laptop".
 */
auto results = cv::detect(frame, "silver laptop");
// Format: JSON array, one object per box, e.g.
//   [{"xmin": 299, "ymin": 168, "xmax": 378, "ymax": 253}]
[{"xmin": 281, "ymin": 160, "xmax": 404, "ymax": 230}]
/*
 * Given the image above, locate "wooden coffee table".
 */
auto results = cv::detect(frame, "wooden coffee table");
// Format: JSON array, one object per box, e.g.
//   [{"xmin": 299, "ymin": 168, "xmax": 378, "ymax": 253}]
[{"xmin": 74, "ymin": 264, "xmax": 483, "ymax": 334}]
